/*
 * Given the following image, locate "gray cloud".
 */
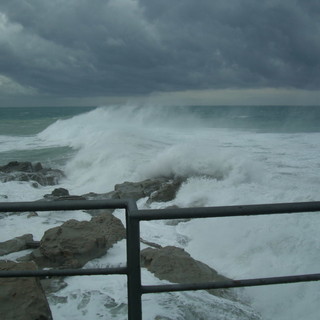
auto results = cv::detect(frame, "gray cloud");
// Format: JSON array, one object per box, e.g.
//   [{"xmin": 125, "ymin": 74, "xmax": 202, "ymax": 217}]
[{"xmin": 0, "ymin": 0, "xmax": 319, "ymax": 100}]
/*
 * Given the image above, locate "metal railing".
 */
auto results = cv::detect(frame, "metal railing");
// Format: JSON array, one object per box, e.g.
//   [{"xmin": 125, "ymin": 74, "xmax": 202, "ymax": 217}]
[{"xmin": 1, "ymin": 200, "xmax": 320, "ymax": 319}]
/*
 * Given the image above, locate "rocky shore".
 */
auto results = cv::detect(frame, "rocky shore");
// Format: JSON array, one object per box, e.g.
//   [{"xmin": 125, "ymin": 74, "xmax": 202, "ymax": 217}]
[{"xmin": 0, "ymin": 162, "xmax": 261, "ymax": 319}]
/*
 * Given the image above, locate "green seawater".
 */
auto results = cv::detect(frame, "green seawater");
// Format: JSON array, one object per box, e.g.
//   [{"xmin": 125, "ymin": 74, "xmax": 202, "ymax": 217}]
[
  {"xmin": 0, "ymin": 106, "xmax": 95, "ymax": 166},
  {"xmin": 0, "ymin": 106, "xmax": 95, "ymax": 135}
]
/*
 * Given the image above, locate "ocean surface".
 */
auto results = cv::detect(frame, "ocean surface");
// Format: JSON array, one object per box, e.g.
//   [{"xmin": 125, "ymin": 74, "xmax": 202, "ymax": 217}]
[{"xmin": 1, "ymin": 105, "xmax": 320, "ymax": 319}]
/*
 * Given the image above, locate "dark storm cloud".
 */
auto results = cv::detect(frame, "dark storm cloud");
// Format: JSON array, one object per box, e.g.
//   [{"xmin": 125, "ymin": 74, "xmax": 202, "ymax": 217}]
[{"xmin": 0, "ymin": 0, "xmax": 319, "ymax": 98}]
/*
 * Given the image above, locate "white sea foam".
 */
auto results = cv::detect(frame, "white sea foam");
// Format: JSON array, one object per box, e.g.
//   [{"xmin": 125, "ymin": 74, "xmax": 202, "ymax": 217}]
[{"xmin": 2, "ymin": 105, "xmax": 320, "ymax": 319}]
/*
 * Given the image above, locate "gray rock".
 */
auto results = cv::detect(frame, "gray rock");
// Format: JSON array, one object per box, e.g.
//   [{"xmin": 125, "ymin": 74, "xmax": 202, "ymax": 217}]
[
  {"xmin": 114, "ymin": 177, "xmax": 184, "ymax": 202},
  {"xmin": 148, "ymin": 178, "xmax": 184, "ymax": 203},
  {"xmin": 43, "ymin": 188, "xmax": 86, "ymax": 201},
  {"xmin": 32, "ymin": 212, "xmax": 126, "ymax": 268},
  {"xmin": 0, "ymin": 161, "xmax": 39, "ymax": 173},
  {"xmin": 51, "ymin": 188, "xmax": 69, "ymax": 197},
  {"xmin": 0, "ymin": 161, "xmax": 64, "ymax": 186},
  {"xmin": 0, "ymin": 234, "xmax": 34, "ymax": 256},
  {"xmin": 81, "ymin": 190, "xmax": 116, "ymax": 200},
  {"xmin": 141, "ymin": 246, "xmax": 232, "ymax": 299},
  {"xmin": 113, "ymin": 179, "xmax": 158, "ymax": 200},
  {"xmin": 0, "ymin": 260, "xmax": 53, "ymax": 320}
]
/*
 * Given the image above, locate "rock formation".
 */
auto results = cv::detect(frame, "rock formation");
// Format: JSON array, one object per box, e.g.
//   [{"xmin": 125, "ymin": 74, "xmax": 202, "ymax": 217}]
[
  {"xmin": 0, "ymin": 161, "xmax": 64, "ymax": 186},
  {"xmin": 0, "ymin": 174, "xmax": 262, "ymax": 318},
  {"xmin": 31, "ymin": 211, "xmax": 126, "ymax": 268},
  {"xmin": 0, "ymin": 260, "xmax": 53, "ymax": 320},
  {"xmin": 0, "ymin": 234, "xmax": 35, "ymax": 256},
  {"xmin": 141, "ymin": 246, "xmax": 234, "ymax": 299},
  {"xmin": 81, "ymin": 177, "xmax": 184, "ymax": 205}
]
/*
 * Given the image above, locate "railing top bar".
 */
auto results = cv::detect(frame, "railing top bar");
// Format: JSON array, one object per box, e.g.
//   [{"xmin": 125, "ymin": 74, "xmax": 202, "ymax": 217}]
[
  {"xmin": 0, "ymin": 266, "xmax": 128, "ymax": 278},
  {"xmin": 0, "ymin": 199, "xmax": 130, "ymax": 212},
  {"xmin": 132, "ymin": 201, "xmax": 320, "ymax": 221},
  {"xmin": 141, "ymin": 273, "xmax": 320, "ymax": 294},
  {"xmin": 2, "ymin": 199, "xmax": 320, "ymax": 216}
]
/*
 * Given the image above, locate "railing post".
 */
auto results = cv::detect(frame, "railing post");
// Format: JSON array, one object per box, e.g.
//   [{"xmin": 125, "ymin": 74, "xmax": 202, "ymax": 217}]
[{"xmin": 126, "ymin": 200, "xmax": 142, "ymax": 320}]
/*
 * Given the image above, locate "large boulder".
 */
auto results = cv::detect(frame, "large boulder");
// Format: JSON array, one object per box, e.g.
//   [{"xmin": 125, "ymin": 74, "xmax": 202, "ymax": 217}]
[
  {"xmin": 0, "ymin": 260, "xmax": 53, "ymax": 320},
  {"xmin": 141, "ymin": 246, "xmax": 261, "ymax": 319},
  {"xmin": 0, "ymin": 161, "xmax": 64, "ymax": 186},
  {"xmin": 141, "ymin": 246, "xmax": 232, "ymax": 299},
  {"xmin": 32, "ymin": 212, "xmax": 126, "ymax": 268}
]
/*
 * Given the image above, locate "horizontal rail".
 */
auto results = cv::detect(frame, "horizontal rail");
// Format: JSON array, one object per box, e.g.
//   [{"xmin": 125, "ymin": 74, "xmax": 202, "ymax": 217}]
[
  {"xmin": 142, "ymin": 273, "xmax": 320, "ymax": 294},
  {"xmin": 0, "ymin": 199, "xmax": 129, "ymax": 212},
  {"xmin": 0, "ymin": 267, "xmax": 128, "ymax": 278},
  {"xmin": 132, "ymin": 201, "xmax": 320, "ymax": 220},
  {"xmin": 1, "ymin": 199, "xmax": 320, "ymax": 320}
]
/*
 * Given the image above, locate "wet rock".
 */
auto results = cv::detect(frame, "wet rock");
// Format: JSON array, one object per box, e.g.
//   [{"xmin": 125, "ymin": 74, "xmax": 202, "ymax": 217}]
[
  {"xmin": 43, "ymin": 188, "xmax": 86, "ymax": 201},
  {"xmin": 32, "ymin": 212, "xmax": 126, "ymax": 268},
  {"xmin": 0, "ymin": 161, "xmax": 64, "ymax": 186},
  {"xmin": 0, "ymin": 161, "xmax": 40, "ymax": 173},
  {"xmin": 141, "ymin": 246, "xmax": 232, "ymax": 299},
  {"xmin": 0, "ymin": 234, "xmax": 34, "ymax": 256},
  {"xmin": 0, "ymin": 260, "xmax": 53, "ymax": 320},
  {"xmin": 81, "ymin": 177, "xmax": 184, "ymax": 204},
  {"xmin": 51, "ymin": 188, "xmax": 69, "ymax": 197},
  {"xmin": 81, "ymin": 190, "xmax": 116, "ymax": 200},
  {"xmin": 113, "ymin": 179, "xmax": 150, "ymax": 199},
  {"xmin": 148, "ymin": 178, "xmax": 184, "ymax": 203},
  {"xmin": 114, "ymin": 177, "xmax": 184, "ymax": 202}
]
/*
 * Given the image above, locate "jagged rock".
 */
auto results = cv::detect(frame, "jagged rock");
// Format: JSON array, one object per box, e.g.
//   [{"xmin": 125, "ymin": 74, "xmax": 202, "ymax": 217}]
[
  {"xmin": 43, "ymin": 188, "xmax": 87, "ymax": 201},
  {"xmin": 114, "ymin": 177, "xmax": 184, "ymax": 201},
  {"xmin": 0, "ymin": 234, "xmax": 34, "ymax": 256},
  {"xmin": 32, "ymin": 212, "xmax": 126, "ymax": 268},
  {"xmin": 0, "ymin": 161, "xmax": 64, "ymax": 186},
  {"xmin": 0, "ymin": 260, "xmax": 53, "ymax": 320},
  {"xmin": 148, "ymin": 178, "xmax": 184, "ymax": 203},
  {"xmin": 43, "ymin": 194, "xmax": 86, "ymax": 201},
  {"xmin": 113, "ymin": 179, "xmax": 160, "ymax": 200},
  {"xmin": 141, "ymin": 246, "xmax": 233, "ymax": 299},
  {"xmin": 81, "ymin": 177, "xmax": 184, "ymax": 203},
  {"xmin": 82, "ymin": 190, "xmax": 118, "ymax": 201},
  {"xmin": 0, "ymin": 161, "xmax": 41, "ymax": 173}
]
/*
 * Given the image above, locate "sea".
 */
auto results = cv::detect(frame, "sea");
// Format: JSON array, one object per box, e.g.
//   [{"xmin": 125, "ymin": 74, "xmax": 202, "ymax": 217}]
[{"xmin": 1, "ymin": 104, "xmax": 320, "ymax": 319}]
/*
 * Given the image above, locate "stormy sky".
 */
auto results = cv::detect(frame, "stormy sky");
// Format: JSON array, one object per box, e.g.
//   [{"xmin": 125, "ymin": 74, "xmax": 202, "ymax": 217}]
[{"xmin": 0, "ymin": 0, "xmax": 320, "ymax": 106}]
